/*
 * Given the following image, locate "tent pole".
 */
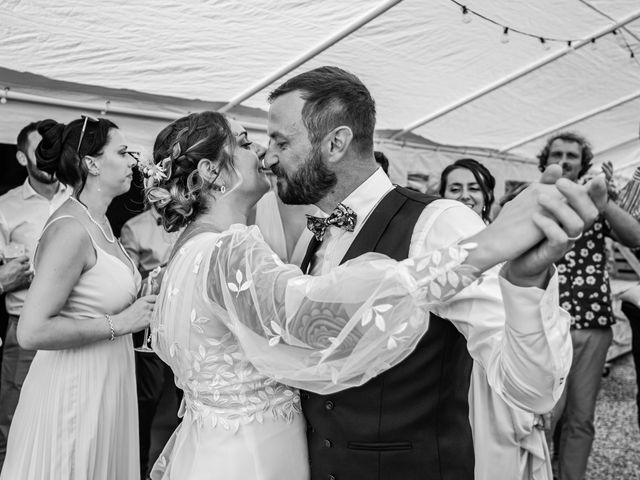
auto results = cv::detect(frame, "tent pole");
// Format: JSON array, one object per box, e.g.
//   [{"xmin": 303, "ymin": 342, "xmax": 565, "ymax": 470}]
[
  {"xmin": 500, "ymin": 90, "xmax": 640, "ymax": 152},
  {"xmin": 390, "ymin": 8, "xmax": 640, "ymax": 141},
  {"xmin": 1, "ymin": 89, "xmax": 268, "ymax": 132},
  {"xmin": 594, "ymin": 136, "xmax": 639, "ymax": 158},
  {"xmin": 374, "ymin": 138, "xmax": 534, "ymax": 165},
  {"xmin": 217, "ymin": 0, "xmax": 403, "ymax": 113},
  {"xmin": 577, "ymin": 0, "xmax": 640, "ymax": 44}
]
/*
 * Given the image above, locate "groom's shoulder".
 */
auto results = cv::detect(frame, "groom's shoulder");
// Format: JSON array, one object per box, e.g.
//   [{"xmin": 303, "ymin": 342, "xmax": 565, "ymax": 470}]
[{"xmin": 393, "ymin": 185, "xmax": 440, "ymax": 206}]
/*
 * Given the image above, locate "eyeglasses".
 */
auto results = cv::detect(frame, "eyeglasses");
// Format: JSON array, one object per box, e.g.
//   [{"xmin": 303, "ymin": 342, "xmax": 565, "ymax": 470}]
[
  {"xmin": 125, "ymin": 151, "xmax": 141, "ymax": 162},
  {"xmin": 76, "ymin": 115, "xmax": 99, "ymax": 155}
]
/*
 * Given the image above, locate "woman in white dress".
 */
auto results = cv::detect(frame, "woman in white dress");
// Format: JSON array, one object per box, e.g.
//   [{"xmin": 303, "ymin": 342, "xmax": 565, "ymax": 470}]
[
  {"xmin": 144, "ymin": 112, "xmax": 597, "ymax": 480},
  {"xmin": 1, "ymin": 117, "xmax": 156, "ymax": 480}
]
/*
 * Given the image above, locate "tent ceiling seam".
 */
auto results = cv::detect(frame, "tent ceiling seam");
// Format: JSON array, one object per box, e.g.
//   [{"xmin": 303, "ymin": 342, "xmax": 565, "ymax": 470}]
[
  {"xmin": 577, "ymin": 0, "xmax": 640, "ymax": 44},
  {"xmin": 390, "ymin": 8, "xmax": 640, "ymax": 140},
  {"xmin": 595, "ymin": 136, "xmax": 639, "ymax": 156},
  {"xmin": 501, "ymin": 89, "xmax": 640, "ymax": 152},
  {"xmin": 217, "ymin": 0, "xmax": 403, "ymax": 113}
]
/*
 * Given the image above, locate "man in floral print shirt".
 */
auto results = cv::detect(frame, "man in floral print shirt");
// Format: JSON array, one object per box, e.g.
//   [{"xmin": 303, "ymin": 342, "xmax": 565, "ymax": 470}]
[{"xmin": 539, "ymin": 132, "xmax": 640, "ymax": 480}]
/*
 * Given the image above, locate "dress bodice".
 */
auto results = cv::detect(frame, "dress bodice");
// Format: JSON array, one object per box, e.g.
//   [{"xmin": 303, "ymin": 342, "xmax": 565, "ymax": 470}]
[
  {"xmin": 41, "ymin": 216, "xmax": 140, "ymax": 320},
  {"xmin": 152, "ymin": 233, "xmax": 301, "ymax": 432}
]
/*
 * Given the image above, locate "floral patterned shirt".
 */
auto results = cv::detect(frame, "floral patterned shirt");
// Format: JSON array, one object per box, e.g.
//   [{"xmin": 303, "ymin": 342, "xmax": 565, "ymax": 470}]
[{"xmin": 557, "ymin": 217, "xmax": 614, "ymax": 329}]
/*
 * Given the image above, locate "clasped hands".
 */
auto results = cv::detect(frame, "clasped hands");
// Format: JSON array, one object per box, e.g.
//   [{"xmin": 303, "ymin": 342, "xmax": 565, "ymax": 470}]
[{"xmin": 466, "ymin": 164, "xmax": 608, "ymax": 288}]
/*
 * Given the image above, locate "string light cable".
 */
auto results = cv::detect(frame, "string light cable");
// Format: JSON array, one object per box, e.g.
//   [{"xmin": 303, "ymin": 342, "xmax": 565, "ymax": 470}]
[{"xmin": 450, "ymin": 0, "xmax": 638, "ymax": 63}]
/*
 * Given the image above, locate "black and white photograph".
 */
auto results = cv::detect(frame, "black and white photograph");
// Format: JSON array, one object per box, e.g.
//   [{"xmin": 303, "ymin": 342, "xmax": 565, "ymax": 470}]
[{"xmin": 0, "ymin": 1, "xmax": 639, "ymax": 479}]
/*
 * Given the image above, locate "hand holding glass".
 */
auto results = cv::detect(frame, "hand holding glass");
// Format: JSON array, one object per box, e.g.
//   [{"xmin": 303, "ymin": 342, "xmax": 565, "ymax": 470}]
[{"xmin": 135, "ymin": 266, "xmax": 161, "ymax": 353}]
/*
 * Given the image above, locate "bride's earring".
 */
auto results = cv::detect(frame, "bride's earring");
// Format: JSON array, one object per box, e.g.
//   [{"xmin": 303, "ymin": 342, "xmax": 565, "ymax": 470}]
[{"xmin": 213, "ymin": 183, "xmax": 226, "ymax": 194}]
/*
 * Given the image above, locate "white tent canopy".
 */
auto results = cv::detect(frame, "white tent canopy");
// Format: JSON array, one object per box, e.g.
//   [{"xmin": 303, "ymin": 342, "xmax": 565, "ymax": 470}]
[{"xmin": 1, "ymin": 0, "xmax": 639, "ymax": 196}]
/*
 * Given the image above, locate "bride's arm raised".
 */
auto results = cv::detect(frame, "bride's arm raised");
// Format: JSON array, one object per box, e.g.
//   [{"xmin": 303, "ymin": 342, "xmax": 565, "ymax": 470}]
[
  {"xmin": 201, "ymin": 173, "xmax": 605, "ymax": 394},
  {"xmin": 205, "ymin": 225, "xmax": 480, "ymax": 394}
]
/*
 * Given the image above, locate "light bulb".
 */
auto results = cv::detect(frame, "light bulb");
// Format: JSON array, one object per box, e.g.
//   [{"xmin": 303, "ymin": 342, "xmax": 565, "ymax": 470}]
[
  {"xmin": 540, "ymin": 38, "xmax": 551, "ymax": 51},
  {"xmin": 100, "ymin": 100, "xmax": 110, "ymax": 116},
  {"xmin": 462, "ymin": 6, "xmax": 472, "ymax": 24},
  {"xmin": 500, "ymin": 27, "xmax": 509, "ymax": 44},
  {"xmin": 613, "ymin": 30, "xmax": 627, "ymax": 49}
]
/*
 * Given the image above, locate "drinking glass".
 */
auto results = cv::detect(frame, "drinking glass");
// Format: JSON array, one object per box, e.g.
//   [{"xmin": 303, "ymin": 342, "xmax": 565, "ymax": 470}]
[{"xmin": 134, "ymin": 267, "xmax": 161, "ymax": 353}]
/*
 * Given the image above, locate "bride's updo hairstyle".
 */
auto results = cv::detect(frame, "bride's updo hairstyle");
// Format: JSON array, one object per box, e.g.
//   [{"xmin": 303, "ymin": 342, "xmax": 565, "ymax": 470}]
[
  {"xmin": 36, "ymin": 117, "xmax": 118, "ymax": 195},
  {"xmin": 146, "ymin": 111, "xmax": 235, "ymax": 232}
]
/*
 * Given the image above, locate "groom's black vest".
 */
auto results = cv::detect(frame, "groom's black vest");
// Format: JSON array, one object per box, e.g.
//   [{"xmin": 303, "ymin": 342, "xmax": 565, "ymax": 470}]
[{"xmin": 302, "ymin": 186, "xmax": 474, "ymax": 480}]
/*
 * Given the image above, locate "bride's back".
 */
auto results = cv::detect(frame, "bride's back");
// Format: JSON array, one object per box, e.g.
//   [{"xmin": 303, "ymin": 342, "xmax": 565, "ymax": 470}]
[{"xmin": 152, "ymin": 232, "xmax": 301, "ymax": 432}]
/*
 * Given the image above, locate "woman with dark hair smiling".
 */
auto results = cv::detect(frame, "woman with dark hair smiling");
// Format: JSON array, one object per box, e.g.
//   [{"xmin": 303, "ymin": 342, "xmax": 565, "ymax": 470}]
[
  {"xmin": 1, "ymin": 117, "xmax": 156, "ymax": 479},
  {"xmin": 439, "ymin": 158, "xmax": 496, "ymax": 224}
]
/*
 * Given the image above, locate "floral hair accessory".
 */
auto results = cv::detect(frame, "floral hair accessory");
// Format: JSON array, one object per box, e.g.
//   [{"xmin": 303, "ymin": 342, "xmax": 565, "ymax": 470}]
[{"xmin": 135, "ymin": 153, "xmax": 168, "ymax": 185}]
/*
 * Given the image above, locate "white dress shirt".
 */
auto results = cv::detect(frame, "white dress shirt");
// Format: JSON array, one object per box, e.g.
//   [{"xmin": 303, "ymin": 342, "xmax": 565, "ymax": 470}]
[
  {"xmin": 0, "ymin": 180, "xmax": 70, "ymax": 316},
  {"xmin": 310, "ymin": 168, "xmax": 569, "ymax": 480}
]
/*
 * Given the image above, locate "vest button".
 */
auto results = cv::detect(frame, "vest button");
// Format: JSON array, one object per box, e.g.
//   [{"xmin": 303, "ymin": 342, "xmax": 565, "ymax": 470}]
[
  {"xmin": 325, "ymin": 400, "xmax": 334, "ymax": 410},
  {"xmin": 324, "ymin": 439, "xmax": 332, "ymax": 448}
]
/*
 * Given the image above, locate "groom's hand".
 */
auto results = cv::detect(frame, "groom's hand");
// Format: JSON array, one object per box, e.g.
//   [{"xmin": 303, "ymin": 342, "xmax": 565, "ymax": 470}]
[{"xmin": 504, "ymin": 171, "xmax": 607, "ymax": 288}]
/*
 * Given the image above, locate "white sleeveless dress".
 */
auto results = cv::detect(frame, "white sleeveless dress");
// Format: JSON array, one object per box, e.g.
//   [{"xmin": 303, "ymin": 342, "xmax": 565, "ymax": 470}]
[{"xmin": 0, "ymin": 216, "xmax": 141, "ymax": 480}]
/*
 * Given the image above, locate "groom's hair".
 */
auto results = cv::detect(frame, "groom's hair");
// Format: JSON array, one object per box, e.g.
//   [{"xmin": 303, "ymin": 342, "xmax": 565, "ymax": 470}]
[{"xmin": 268, "ymin": 66, "xmax": 376, "ymax": 156}]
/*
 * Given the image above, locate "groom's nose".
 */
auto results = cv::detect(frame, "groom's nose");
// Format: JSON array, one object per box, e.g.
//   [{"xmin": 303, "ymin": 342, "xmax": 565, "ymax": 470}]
[{"xmin": 263, "ymin": 142, "xmax": 279, "ymax": 169}]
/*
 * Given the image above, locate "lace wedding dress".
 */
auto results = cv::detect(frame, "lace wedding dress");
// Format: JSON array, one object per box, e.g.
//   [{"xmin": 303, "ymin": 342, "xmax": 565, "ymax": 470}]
[{"xmin": 150, "ymin": 225, "xmax": 478, "ymax": 480}]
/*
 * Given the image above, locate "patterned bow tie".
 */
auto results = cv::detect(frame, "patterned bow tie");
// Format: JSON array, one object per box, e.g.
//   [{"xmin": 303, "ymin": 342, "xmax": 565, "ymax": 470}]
[{"xmin": 306, "ymin": 203, "xmax": 357, "ymax": 241}]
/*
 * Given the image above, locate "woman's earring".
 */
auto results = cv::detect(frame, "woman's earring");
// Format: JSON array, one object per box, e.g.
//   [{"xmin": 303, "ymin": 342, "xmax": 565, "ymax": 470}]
[{"xmin": 213, "ymin": 183, "xmax": 226, "ymax": 194}]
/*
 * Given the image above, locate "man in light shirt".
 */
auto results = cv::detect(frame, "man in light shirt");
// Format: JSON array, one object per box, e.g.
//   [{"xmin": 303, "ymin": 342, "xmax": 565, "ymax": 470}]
[
  {"xmin": 120, "ymin": 207, "xmax": 180, "ymax": 479},
  {"xmin": 0, "ymin": 121, "xmax": 69, "ymax": 467},
  {"xmin": 263, "ymin": 66, "xmax": 604, "ymax": 480}
]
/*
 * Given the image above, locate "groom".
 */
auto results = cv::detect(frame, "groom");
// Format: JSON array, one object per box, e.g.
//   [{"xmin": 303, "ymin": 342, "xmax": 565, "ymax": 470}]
[{"xmin": 264, "ymin": 66, "xmax": 602, "ymax": 480}]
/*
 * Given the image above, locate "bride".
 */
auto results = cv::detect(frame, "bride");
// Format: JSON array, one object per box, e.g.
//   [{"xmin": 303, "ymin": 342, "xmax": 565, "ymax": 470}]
[{"xmin": 145, "ymin": 112, "xmax": 601, "ymax": 480}]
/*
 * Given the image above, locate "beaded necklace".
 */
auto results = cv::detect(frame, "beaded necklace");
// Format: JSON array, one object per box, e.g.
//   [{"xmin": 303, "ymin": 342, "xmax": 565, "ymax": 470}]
[{"xmin": 70, "ymin": 196, "xmax": 116, "ymax": 243}]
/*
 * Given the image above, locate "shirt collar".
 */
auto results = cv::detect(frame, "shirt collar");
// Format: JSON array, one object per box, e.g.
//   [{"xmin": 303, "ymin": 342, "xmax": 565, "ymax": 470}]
[
  {"xmin": 340, "ymin": 168, "xmax": 394, "ymax": 224},
  {"xmin": 21, "ymin": 178, "xmax": 69, "ymax": 200}
]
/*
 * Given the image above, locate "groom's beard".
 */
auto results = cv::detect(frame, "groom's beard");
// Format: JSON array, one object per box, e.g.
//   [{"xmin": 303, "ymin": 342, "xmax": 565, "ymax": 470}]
[
  {"xmin": 272, "ymin": 143, "xmax": 336, "ymax": 205},
  {"xmin": 27, "ymin": 155, "xmax": 57, "ymax": 185}
]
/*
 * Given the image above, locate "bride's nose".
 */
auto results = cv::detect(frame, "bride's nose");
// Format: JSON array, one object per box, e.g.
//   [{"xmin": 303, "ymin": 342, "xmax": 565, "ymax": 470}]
[{"xmin": 251, "ymin": 142, "xmax": 266, "ymax": 161}]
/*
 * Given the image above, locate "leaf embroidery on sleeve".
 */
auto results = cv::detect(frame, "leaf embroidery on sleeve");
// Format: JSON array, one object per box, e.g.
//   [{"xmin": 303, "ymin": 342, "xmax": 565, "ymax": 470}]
[
  {"xmin": 362, "ymin": 303, "xmax": 392, "ymax": 331},
  {"xmin": 227, "ymin": 270, "xmax": 252, "ymax": 296},
  {"xmin": 268, "ymin": 321, "xmax": 282, "ymax": 347}
]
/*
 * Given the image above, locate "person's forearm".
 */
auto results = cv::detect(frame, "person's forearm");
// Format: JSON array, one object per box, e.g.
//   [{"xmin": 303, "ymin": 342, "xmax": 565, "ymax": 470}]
[
  {"xmin": 0, "ymin": 271, "xmax": 27, "ymax": 294},
  {"xmin": 17, "ymin": 313, "xmax": 121, "ymax": 350},
  {"xmin": 492, "ymin": 273, "xmax": 572, "ymax": 413},
  {"xmin": 463, "ymin": 228, "xmax": 552, "ymax": 287},
  {"xmin": 605, "ymin": 201, "xmax": 640, "ymax": 247}
]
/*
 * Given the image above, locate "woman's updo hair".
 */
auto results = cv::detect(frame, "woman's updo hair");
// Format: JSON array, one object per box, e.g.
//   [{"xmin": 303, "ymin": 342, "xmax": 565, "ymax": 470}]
[
  {"xmin": 36, "ymin": 117, "xmax": 118, "ymax": 195},
  {"xmin": 438, "ymin": 158, "xmax": 496, "ymax": 223},
  {"xmin": 146, "ymin": 111, "xmax": 235, "ymax": 232}
]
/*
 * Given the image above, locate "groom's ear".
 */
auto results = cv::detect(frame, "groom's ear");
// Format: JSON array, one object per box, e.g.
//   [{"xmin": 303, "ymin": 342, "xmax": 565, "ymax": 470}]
[{"xmin": 325, "ymin": 126, "xmax": 353, "ymax": 164}]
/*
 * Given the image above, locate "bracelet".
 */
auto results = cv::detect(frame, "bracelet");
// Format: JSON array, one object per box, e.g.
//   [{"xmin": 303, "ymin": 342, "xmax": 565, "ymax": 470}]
[{"xmin": 105, "ymin": 314, "xmax": 115, "ymax": 341}]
